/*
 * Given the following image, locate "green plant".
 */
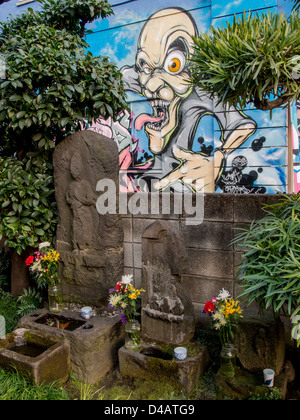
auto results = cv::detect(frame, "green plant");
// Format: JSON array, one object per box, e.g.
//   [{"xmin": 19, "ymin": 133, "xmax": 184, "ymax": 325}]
[
  {"xmin": 0, "ymin": 2, "xmax": 126, "ymax": 157},
  {"xmin": 232, "ymin": 193, "xmax": 300, "ymax": 346},
  {"xmin": 0, "ymin": 250, "xmax": 10, "ymax": 290},
  {"xmin": 0, "ymin": 367, "xmax": 69, "ymax": 400},
  {"xmin": 189, "ymin": 11, "xmax": 300, "ymax": 111},
  {"xmin": 291, "ymin": 0, "xmax": 300, "ymax": 11},
  {"xmin": 0, "ymin": 157, "xmax": 57, "ymax": 255},
  {"xmin": 16, "ymin": 287, "xmax": 42, "ymax": 317},
  {"xmin": 0, "ymin": 0, "xmax": 127, "ymax": 292},
  {"xmin": 38, "ymin": 0, "xmax": 114, "ymax": 37},
  {"xmin": 0, "ymin": 289, "xmax": 20, "ymax": 333},
  {"xmin": 248, "ymin": 386, "xmax": 283, "ymax": 400}
]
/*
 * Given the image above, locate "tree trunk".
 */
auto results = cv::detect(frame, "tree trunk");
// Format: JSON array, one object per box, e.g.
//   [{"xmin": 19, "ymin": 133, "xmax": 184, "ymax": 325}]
[{"xmin": 10, "ymin": 250, "xmax": 30, "ymax": 297}]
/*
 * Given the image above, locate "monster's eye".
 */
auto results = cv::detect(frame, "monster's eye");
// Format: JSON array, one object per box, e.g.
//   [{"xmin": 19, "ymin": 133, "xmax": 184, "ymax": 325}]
[
  {"xmin": 164, "ymin": 51, "xmax": 186, "ymax": 75},
  {"xmin": 143, "ymin": 66, "xmax": 152, "ymax": 75},
  {"xmin": 138, "ymin": 59, "xmax": 152, "ymax": 75}
]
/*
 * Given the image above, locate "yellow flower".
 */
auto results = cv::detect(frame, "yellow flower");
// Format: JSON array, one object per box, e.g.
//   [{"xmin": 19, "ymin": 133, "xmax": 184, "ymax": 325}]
[
  {"xmin": 221, "ymin": 299, "xmax": 242, "ymax": 318},
  {"xmin": 129, "ymin": 293, "xmax": 137, "ymax": 300}
]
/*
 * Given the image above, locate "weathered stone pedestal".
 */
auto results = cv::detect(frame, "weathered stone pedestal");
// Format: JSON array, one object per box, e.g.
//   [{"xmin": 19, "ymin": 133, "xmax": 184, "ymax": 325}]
[
  {"xmin": 18, "ymin": 308, "xmax": 125, "ymax": 384},
  {"xmin": 118, "ymin": 341, "xmax": 210, "ymax": 394}
]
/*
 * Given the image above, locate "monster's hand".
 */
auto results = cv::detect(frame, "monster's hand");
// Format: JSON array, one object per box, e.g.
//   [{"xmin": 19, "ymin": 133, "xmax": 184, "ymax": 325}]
[{"xmin": 153, "ymin": 146, "xmax": 214, "ymax": 192}]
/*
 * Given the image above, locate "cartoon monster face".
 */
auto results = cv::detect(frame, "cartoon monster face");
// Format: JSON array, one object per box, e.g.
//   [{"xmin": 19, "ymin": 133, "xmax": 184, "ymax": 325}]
[{"xmin": 134, "ymin": 8, "xmax": 198, "ymax": 154}]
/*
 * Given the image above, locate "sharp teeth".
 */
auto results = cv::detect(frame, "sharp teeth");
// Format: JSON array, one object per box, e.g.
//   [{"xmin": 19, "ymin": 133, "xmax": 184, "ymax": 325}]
[{"xmin": 149, "ymin": 100, "xmax": 170, "ymax": 109}]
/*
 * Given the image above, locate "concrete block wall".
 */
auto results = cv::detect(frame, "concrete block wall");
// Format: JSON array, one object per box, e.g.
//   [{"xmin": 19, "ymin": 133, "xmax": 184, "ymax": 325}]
[{"xmin": 122, "ymin": 193, "xmax": 282, "ymax": 321}]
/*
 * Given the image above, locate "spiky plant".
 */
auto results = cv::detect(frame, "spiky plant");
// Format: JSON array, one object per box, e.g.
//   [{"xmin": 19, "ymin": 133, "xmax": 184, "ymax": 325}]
[
  {"xmin": 189, "ymin": 11, "xmax": 300, "ymax": 111},
  {"xmin": 232, "ymin": 193, "xmax": 300, "ymax": 346}
]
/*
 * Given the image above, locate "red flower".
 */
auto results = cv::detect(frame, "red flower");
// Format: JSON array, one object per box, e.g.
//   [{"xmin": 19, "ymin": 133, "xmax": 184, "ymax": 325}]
[
  {"xmin": 116, "ymin": 282, "xmax": 122, "ymax": 291},
  {"xmin": 25, "ymin": 256, "xmax": 34, "ymax": 266},
  {"xmin": 203, "ymin": 300, "xmax": 215, "ymax": 315}
]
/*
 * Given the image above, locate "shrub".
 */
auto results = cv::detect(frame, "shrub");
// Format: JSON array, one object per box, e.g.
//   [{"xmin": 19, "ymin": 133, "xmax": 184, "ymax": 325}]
[{"xmin": 232, "ymin": 193, "xmax": 300, "ymax": 346}]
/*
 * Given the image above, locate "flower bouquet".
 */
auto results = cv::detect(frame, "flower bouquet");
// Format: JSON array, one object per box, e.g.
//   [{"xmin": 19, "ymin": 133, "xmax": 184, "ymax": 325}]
[
  {"xmin": 202, "ymin": 288, "xmax": 242, "ymax": 346},
  {"xmin": 108, "ymin": 274, "xmax": 145, "ymax": 350},
  {"xmin": 26, "ymin": 242, "xmax": 60, "ymax": 288},
  {"xmin": 202, "ymin": 288, "xmax": 242, "ymax": 376},
  {"xmin": 25, "ymin": 242, "xmax": 63, "ymax": 312}
]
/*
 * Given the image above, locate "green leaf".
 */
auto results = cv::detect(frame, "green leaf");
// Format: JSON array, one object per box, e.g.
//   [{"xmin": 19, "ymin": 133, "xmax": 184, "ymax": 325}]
[
  {"xmin": 7, "ymin": 216, "xmax": 19, "ymax": 224},
  {"xmin": 32, "ymin": 133, "xmax": 43, "ymax": 142},
  {"xmin": 2, "ymin": 200, "xmax": 10, "ymax": 208}
]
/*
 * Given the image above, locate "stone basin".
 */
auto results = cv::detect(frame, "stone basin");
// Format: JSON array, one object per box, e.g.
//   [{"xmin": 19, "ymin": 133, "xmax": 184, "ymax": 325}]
[
  {"xmin": 0, "ymin": 329, "xmax": 70, "ymax": 385},
  {"xmin": 18, "ymin": 308, "xmax": 125, "ymax": 384},
  {"xmin": 118, "ymin": 341, "xmax": 210, "ymax": 394}
]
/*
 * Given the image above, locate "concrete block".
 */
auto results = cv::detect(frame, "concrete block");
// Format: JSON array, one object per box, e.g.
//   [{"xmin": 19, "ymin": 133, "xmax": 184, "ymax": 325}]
[
  {"xmin": 180, "ymin": 221, "xmax": 234, "ymax": 251},
  {"xmin": 182, "ymin": 275, "xmax": 234, "ymax": 304},
  {"xmin": 187, "ymin": 249, "xmax": 234, "ymax": 279}
]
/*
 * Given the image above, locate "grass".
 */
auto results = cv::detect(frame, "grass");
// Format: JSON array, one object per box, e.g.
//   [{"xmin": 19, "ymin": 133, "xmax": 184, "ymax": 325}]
[{"xmin": 0, "ymin": 367, "xmax": 69, "ymax": 400}]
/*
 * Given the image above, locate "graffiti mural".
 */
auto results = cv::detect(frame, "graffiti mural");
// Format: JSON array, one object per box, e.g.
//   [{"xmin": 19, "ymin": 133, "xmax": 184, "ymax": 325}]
[
  {"xmin": 293, "ymin": 101, "xmax": 300, "ymax": 193},
  {"xmin": 87, "ymin": 1, "xmax": 289, "ymax": 194}
]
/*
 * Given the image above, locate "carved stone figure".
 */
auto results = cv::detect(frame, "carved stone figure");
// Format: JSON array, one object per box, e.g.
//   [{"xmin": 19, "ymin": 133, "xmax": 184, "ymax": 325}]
[
  {"xmin": 141, "ymin": 220, "xmax": 195, "ymax": 345},
  {"xmin": 53, "ymin": 131, "xmax": 124, "ymax": 307}
]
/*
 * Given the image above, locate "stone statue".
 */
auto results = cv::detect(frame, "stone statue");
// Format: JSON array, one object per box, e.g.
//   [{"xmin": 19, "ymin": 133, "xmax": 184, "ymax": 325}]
[
  {"xmin": 53, "ymin": 131, "xmax": 124, "ymax": 307},
  {"xmin": 141, "ymin": 220, "xmax": 195, "ymax": 345}
]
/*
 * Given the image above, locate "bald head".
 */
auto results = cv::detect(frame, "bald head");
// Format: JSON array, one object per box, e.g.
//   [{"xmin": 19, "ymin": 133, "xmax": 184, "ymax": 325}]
[{"xmin": 138, "ymin": 8, "xmax": 198, "ymax": 68}]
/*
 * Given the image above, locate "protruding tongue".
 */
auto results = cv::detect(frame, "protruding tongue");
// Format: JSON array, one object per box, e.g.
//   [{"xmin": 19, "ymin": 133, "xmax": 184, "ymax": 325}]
[{"xmin": 134, "ymin": 112, "xmax": 165, "ymax": 131}]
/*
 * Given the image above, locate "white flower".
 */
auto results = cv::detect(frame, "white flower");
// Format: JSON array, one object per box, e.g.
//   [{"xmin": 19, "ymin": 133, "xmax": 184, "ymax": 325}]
[
  {"xmin": 121, "ymin": 274, "xmax": 133, "ymax": 285},
  {"xmin": 39, "ymin": 242, "xmax": 51, "ymax": 250},
  {"xmin": 220, "ymin": 317, "xmax": 227, "ymax": 326},
  {"xmin": 212, "ymin": 311, "xmax": 224, "ymax": 322},
  {"xmin": 214, "ymin": 322, "xmax": 222, "ymax": 330},
  {"xmin": 108, "ymin": 294, "xmax": 122, "ymax": 307},
  {"xmin": 217, "ymin": 288, "xmax": 231, "ymax": 301},
  {"xmin": 30, "ymin": 260, "xmax": 42, "ymax": 273}
]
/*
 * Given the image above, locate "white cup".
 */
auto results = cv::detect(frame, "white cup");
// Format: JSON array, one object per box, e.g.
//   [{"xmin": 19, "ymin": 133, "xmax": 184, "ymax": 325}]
[
  {"xmin": 81, "ymin": 306, "xmax": 93, "ymax": 319},
  {"xmin": 174, "ymin": 347, "xmax": 187, "ymax": 360},
  {"xmin": 263, "ymin": 368, "xmax": 275, "ymax": 387}
]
